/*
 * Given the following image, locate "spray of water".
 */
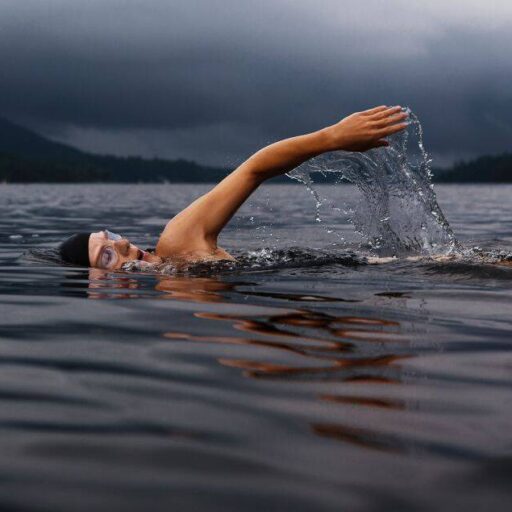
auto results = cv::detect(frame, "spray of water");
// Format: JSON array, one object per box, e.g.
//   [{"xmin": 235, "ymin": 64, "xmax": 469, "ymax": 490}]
[{"xmin": 287, "ymin": 109, "xmax": 458, "ymax": 257}]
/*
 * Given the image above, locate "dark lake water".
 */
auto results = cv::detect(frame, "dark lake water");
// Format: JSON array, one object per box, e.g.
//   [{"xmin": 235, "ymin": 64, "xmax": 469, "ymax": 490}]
[{"xmin": 1, "ymin": 183, "xmax": 512, "ymax": 512}]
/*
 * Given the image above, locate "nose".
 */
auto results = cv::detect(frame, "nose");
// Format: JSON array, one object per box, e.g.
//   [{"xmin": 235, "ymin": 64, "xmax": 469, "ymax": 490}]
[{"xmin": 114, "ymin": 239, "xmax": 131, "ymax": 256}]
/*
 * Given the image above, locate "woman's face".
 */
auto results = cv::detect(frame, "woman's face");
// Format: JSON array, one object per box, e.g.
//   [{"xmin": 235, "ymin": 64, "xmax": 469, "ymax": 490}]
[{"xmin": 88, "ymin": 230, "xmax": 150, "ymax": 270}]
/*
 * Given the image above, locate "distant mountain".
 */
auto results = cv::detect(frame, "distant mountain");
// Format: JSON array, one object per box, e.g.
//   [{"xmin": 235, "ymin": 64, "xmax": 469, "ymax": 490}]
[
  {"xmin": 0, "ymin": 117, "xmax": 230, "ymax": 183},
  {"xmin": 0, "ymin": 116, "xmax": 510, "ymax": 183},
  {"xmin": 0, "ymin": 117, "xmax": 87, "ymax": 161}
]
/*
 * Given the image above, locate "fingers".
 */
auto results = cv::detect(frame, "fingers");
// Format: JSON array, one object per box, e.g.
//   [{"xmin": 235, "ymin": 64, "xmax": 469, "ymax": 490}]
[
  {"xmin": 362, "ymin": 105, "xmax": 388, "ymax": 116},
  {"xmin": 372, "ymin": 111, "xmax": 408, "ymax": 128},
  {"xmin": 376, "ymin": 122, "xmax": 409, "ymax": 137},
  {"xmin": 370, "ymin": 105, "xmax": 404, "ymax": 121},
  {"xmin": 362, "ymin": 105, "xmax": 404, "ymax": 117}
]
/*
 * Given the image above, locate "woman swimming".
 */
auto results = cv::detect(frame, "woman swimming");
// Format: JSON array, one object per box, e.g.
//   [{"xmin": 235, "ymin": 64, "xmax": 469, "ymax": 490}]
[{"xmin": 59, "ymin": 106, "xmax": 408, "ymax": 270}]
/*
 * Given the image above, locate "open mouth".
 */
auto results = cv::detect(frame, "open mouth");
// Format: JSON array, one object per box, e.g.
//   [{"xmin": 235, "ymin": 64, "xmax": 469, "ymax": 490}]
[{"xmin": 137, "ymin": 249, "xmax": 143, "ymax": 260}]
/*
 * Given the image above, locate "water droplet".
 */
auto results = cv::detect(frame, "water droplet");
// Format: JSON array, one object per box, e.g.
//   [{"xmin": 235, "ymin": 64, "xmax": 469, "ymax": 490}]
[{"xmin": 286, "ymin": 109, "xmax": 456, "ymax": 257}]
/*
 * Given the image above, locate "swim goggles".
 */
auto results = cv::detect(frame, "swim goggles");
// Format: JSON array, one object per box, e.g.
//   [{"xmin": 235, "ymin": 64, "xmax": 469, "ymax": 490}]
[
  {"xmin": 105, "ymin": 230, "xmax": 123, "ymax": 241},
  {"xmin": 98, "ymin": 230, "xmax": 124, "ymax": 269}
]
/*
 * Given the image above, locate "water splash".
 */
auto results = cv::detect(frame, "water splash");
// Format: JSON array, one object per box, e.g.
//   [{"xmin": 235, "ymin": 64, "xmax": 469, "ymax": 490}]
[
  {"xmin": 121, "ymin": 248, "xmax": 365, "ymax": 275},
  {"xmin": 287, "ymin": 110, "xmax": 458, "ymax": 257}
]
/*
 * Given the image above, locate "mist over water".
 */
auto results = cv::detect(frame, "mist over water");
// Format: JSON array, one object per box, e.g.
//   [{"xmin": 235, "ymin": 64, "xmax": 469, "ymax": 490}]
[{"xmin": 288, "ymin": 110, "xmax": 457, "ymax": 257}]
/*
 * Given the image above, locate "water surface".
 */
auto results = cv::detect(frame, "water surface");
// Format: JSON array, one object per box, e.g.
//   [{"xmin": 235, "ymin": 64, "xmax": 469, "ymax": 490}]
[{"xmin": 1, "ymin": 183, "xmax": 512, "ymax": 511}]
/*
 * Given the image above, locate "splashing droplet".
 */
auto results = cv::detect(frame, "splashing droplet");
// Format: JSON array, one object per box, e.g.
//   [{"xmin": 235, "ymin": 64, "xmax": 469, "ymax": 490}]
[{"xmin": 287, "ymin": 109, "xmax": 458, "ymax": 257}]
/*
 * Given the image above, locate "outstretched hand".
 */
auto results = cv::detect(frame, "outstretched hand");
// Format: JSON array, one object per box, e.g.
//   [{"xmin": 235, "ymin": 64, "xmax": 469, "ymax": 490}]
[{"xmin": 323, "ymin": 105, "xmax": 409, "ymax": 152}]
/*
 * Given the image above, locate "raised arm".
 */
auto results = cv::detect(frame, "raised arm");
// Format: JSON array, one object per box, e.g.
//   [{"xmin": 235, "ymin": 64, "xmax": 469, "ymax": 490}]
[{"xmin": 155, "ymin": 106, "xmax": 408, "ymax": 259}]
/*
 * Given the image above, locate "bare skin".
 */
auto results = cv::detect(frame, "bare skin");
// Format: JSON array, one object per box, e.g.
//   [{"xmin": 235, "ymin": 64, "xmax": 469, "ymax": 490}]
[
  {"xmin": 88, "ymin": 231, "xmax": 161, "ymax": 269},
  {"xmin": 88, "ymin": 106, "xmax": 408, "ymax": 270}
]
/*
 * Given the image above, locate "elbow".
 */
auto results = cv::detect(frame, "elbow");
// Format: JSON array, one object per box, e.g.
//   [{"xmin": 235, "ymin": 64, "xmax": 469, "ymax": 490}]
[{"xmin": 237, "ymin": 161, "xmax": 268, "ymax": 185}]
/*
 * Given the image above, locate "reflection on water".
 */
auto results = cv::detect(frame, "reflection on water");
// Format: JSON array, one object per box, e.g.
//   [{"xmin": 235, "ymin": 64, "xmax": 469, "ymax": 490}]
[
  {"xmin": 87, "ymin": 268, "xmax": 141, "ymax": 299},
  {"xmin": 82, "ymin": 266, "xmax": 424, "ymax": 458},
  {"xmin": 164, "ymin": 295, "xmax": 412, "ymax": 454},
  {"xmin": 311, "ymin": 422, "xmax": 403, "ymax": 453},
  {"xmin": 87, "ymin": 269, "xmax": 255, "ymax": 303},
  {"xmin": 85, "ymin": 270, "xmax": 420, "ymax": 455},
  {"xmin": 187, "ymin": 310, "xmax": 405, "ymax": 378},
  {"xmin": 83, "ymin": 267, "xmax": 510, "ymax": 463},
  {"xmin": 155, "ymin": 275, "xmax": 245, "ymax": 303}
]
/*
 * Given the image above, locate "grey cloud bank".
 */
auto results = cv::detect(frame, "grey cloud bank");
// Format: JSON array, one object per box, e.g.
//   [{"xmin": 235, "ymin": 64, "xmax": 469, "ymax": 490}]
[{"xmin": 1, "ymin": 0, "xmax": 511, "ymax": 166}]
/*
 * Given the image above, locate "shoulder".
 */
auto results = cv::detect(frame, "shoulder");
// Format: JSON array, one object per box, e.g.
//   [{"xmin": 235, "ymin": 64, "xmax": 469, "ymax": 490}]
[{"xmin": 155, "ymin": 239, "xmax": 234, "ymax": 263}]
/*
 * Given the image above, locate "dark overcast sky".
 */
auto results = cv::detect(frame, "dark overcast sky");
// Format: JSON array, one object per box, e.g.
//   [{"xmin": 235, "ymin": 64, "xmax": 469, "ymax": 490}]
[{"xmin": 1, "ymin": 0, "xmax": 511, "ymax": 167}]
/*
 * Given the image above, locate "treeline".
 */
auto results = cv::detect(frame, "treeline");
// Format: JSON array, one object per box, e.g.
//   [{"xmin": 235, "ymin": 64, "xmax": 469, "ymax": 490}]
[
  {"xmin": 2, "ymin": 150, "xmax": 512, "ymax": 184},
  {"xmin": 434, "ymin": 153, "xmax": 512, "ymax": 183},
  {"xmin": 0, "ymin": 152, "xmax": 230, "ymax": 183},
  {"xmin": 0, "ymin": 152, "xmax": 107, "ymax": 182}
]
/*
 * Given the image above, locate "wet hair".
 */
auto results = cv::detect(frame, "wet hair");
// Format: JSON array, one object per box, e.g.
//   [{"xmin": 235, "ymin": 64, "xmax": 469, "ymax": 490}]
[{"xmin": 59, "ymin": 232, "xmax": 91, "ymax": 267}]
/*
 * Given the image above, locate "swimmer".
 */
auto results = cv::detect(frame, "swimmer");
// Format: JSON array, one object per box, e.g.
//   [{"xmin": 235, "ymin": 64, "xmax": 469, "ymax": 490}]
[{"xmin": 59, "ymin": 106, "xmax": 408, "ymax": 270}]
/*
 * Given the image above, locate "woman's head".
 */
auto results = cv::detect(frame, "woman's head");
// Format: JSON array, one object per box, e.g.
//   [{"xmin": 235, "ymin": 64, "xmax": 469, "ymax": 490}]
[{"xmin": 59, "ymin": 230, "xmax": 151, "ymax": 269}]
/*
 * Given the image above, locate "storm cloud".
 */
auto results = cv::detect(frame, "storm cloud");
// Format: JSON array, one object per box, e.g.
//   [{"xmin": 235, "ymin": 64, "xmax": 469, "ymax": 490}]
[{"xmin": 1, "ymin": 0, "xmax": 511, "ymax": 166}]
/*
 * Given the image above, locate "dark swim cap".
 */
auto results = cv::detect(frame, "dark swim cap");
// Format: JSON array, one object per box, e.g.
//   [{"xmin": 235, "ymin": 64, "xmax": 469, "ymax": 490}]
[{"xmin": 59, "ymin": 233, "xmax": 91, "ymax": 267}]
